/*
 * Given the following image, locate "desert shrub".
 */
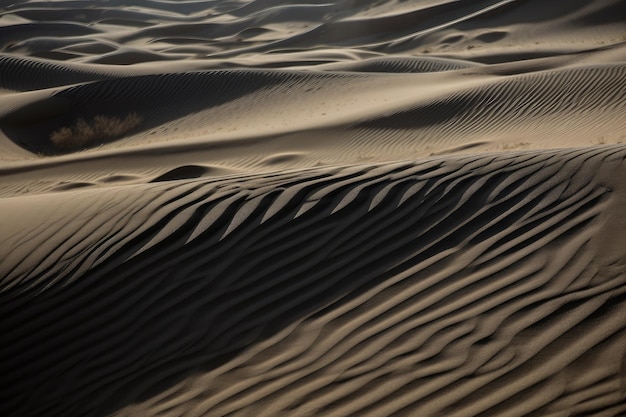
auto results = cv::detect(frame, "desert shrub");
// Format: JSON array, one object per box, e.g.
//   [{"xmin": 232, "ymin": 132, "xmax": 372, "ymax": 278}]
[{"xmin": 50, "ymin": 113, "xmax": 142, "ymax": 150}]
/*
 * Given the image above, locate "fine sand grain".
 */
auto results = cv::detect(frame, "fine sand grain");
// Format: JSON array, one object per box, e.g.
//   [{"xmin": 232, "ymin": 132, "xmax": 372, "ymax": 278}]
[{"xmin": 1, "ymin": 0, "xmax": 625, "ymax": 416}]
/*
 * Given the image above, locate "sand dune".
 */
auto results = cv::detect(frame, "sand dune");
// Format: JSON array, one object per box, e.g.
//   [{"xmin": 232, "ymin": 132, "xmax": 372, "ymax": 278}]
[
  {"xmin": 1, "ymin": 0, "xmax": 625, "ymax": 416},
  {"xmin": 2, "ymin": 146, "xmax": 626, "ymax": 417}
]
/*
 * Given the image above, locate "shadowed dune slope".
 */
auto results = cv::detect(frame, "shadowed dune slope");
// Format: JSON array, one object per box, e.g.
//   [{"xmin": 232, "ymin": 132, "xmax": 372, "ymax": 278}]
[
  {"xmin": 0, "ymin": 0, "xmax": 624, "ymax": 166},
  {"xmin": 1, "ymin": 146, "xmax": 625, "ymax": 417},
  {"xmin": 2, "ymin": 0, "xmax": 625, "ymax": 64},
  {"xmin": 0, "ymin": 60, "xmax": 624, "ymax": 165}
]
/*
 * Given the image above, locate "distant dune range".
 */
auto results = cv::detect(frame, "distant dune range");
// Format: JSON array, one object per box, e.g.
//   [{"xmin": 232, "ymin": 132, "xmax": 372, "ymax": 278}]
[{"xmin": 1, "ymin": 0, "xmax": 625, "ymax": 416}]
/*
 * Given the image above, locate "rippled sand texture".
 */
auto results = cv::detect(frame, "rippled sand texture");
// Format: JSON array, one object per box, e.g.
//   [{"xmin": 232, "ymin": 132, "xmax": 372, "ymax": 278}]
[{"xmin": 1, "ymin": 1, "xmax": 625, "ymax": 416}]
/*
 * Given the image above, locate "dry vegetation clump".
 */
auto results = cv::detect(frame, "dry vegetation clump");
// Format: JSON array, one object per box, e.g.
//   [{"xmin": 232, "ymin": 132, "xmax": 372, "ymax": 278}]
[{"xmin": 50, "ymin": 113, "xmax": 142, "ymax": 150}]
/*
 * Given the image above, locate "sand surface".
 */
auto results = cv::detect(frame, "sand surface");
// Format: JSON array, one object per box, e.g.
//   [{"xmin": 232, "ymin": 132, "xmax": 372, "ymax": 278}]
[{"xmin": 1, "ymin": 1, "xmax": 625, "ymax": 416}]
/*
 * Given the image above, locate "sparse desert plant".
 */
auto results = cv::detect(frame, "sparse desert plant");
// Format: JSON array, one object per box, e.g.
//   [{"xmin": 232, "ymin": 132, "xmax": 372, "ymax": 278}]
[{"xmin": 50, "ymin": 113, "xmax": 142, "ymax": 150}]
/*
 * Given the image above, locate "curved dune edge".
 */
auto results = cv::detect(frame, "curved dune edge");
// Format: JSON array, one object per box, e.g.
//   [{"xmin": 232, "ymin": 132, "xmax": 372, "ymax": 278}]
[
  {"xmin": 0, "ymin": 60, "xmax": 623, "ymax": 198},
  {"xmin": 2, "ymin": 0, "xmax": 624, "ymax": 65},
  {"xmin": 1, "ymin": 145, "xmax": 625, "ymax": 417}
]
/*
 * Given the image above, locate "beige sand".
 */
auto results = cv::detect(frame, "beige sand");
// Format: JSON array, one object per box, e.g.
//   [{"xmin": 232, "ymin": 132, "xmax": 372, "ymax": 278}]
[{"xmin": 1, "ymin": 0, "xmax": 625, "ymax": 416}]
